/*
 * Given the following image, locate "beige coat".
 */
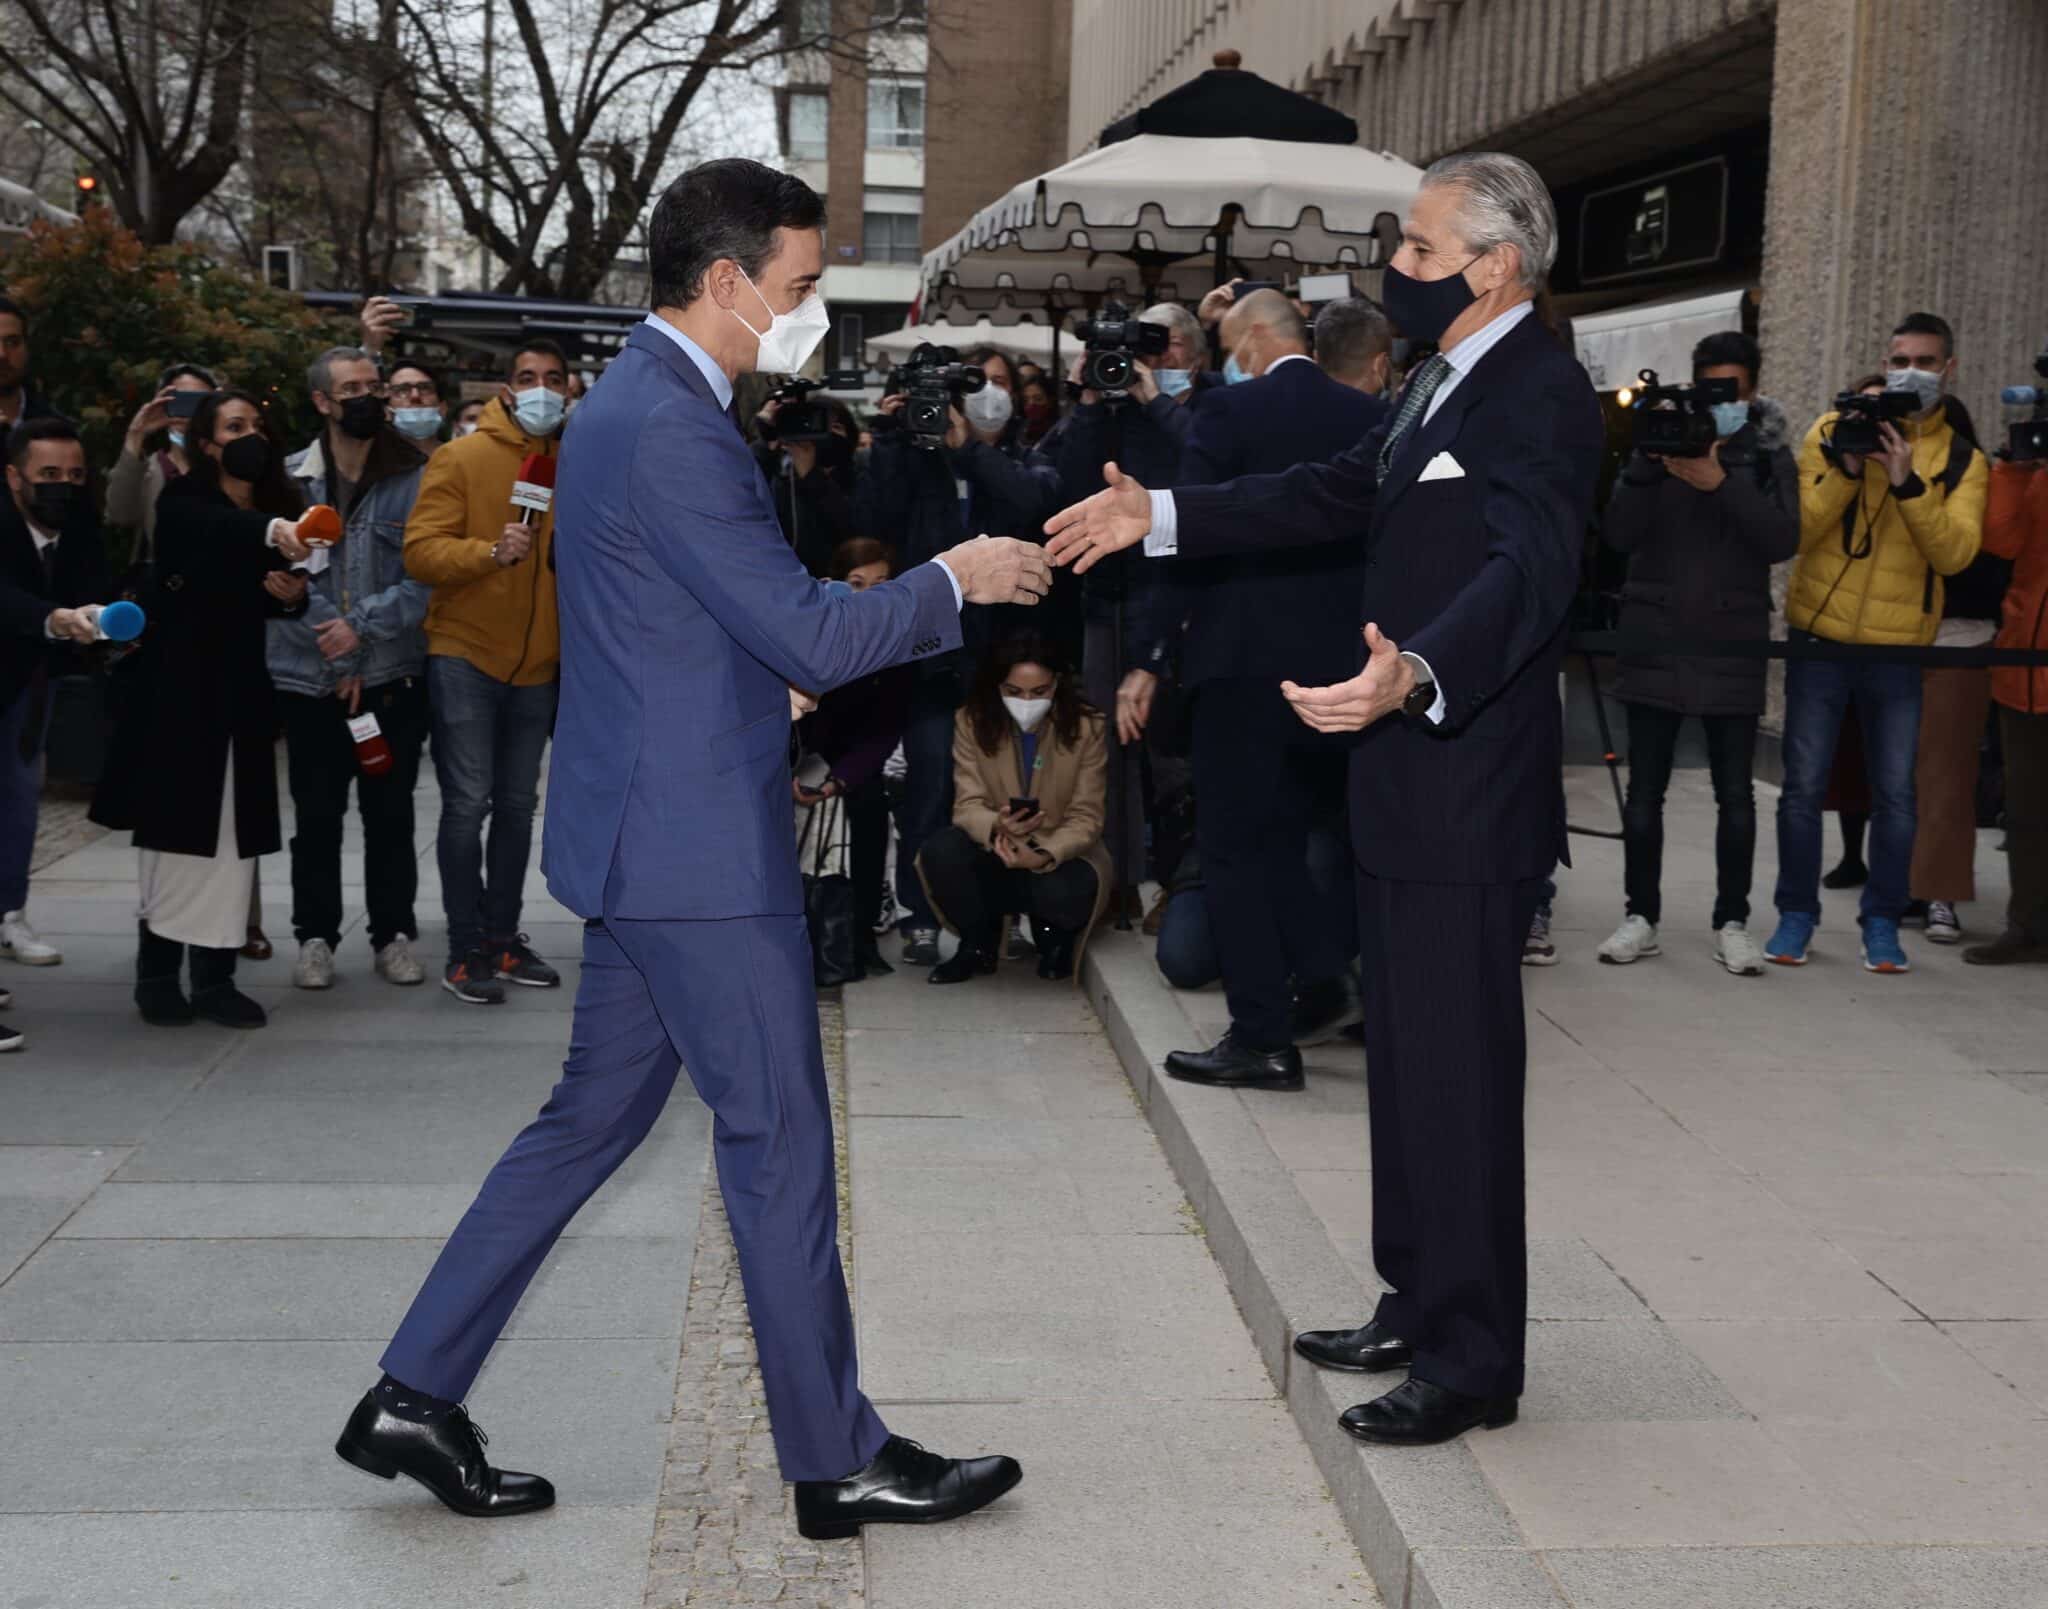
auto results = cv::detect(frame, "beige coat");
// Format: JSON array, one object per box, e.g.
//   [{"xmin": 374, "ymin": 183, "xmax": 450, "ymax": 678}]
[{"xmin": 924, "ymin": 706, "xmax": 1115, "ymax": 973}]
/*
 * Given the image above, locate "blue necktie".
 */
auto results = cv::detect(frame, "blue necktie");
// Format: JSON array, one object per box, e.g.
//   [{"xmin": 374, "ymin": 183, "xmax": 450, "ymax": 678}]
[{"xmin": 1377, "ymin": 353, "xmax": 1453, "ymax": 478}]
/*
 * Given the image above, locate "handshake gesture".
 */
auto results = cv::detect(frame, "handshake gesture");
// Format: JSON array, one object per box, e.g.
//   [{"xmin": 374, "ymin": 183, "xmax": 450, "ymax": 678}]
[
  {"xmin": 936, "ymin": 535, "xmax": 1054, "ymax": 606},
  {"xmin": 1042, "ymin": 462, "xmax": 1153, "ymax": 574}
]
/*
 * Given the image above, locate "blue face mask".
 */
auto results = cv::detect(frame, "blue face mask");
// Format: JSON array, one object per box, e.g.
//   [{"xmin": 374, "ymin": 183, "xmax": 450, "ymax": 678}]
[
  {"xmin": 393, "ymin": 406, "xmax": 443, "ymax": 441},
  {"xmin": 1153, "ymin": 367, "xmax": 1192, "ymax": 398},
  {"xmin": 511, "ymin": 386, "xmax": 566, "ymax": 437},
  {"xmin": 1710, "ymin": 400, "xmax": 1750, "ymax": 438},
  {"xmin": 1223, "ymin": 355, "xmax": 1252, "ymax": 385}
]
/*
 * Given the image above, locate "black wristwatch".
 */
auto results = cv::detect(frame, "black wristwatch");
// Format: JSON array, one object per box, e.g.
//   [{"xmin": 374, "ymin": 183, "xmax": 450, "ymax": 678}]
[{"xmin": 1400, "ymin": 652, "xmax": 1437, "ymax": 719}]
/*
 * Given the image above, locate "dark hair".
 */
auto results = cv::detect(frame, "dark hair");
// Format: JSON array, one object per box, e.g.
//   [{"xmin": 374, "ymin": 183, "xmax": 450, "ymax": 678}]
[
  {"xmin": 509, "ymin": 338, "xmax": 569, "ymax": 378},
  {"xmin": 0, "ymin": 295, "xmax": 25, "ymax": 332},
  {"xmin": 966, "ymin": 630, "xmax": 1096, "ymax": 756},
  {"xmin": 1019, "ymin": 374, "xmax": 1056, "ymax": 406},
  {"xmin": 1892, "ymin": 311, "xmax": 1955, "ymax": 359},
  {"xmin": 387, "ymin": 358, "xmax": 444, "ymax": 399},
  {"xmin": 7, "ymin": 414, "xmax": 80, "ymax": 471},
  {"xmin": 1312, "ymin": 297, "xmax": 1391, "ymax": 379},
  {"xmin": 1848, "ymin": 371, "xmax": 1887, "ymax": 394},
  {"xmin": 963, "ymin": 345, "xmax": 1019, "ymax": 391},
  {"xmin": 182, "ymin": 388, "xmax": 304, "ymax": 519},
  {"xmin": 830, "ymin": 537, "xmax": 893, "ymax": 579},
  {"xmin": 648, "ymin": 158, "xmax": 826, "ymax": 311},
  {"xmin": 1692, "ymin": 330, "xmax": 1761, "ymax": 386},
  {"xmin": 158, "ymin": 362, "xmax": 217, "ymax": 390}
]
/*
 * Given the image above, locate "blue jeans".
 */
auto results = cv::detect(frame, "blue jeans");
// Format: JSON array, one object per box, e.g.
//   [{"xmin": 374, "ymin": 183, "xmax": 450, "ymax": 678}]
[
  {"xmin": 0, "ymin": 686, "xmax": 51, "ymax": 913},
  {"xmin": 894, "ymin": 676, "xmax": 959, "ymax": 932},
  {"xmin": 1775, "ymin": 635, "xmax": 1922, "ymax": 923},
  {"xmin": 1155, "ymin": 885, "xmax": 1219, "ymax": 990},
  {"xmin": 428, "ymin": 655, "xmax": 559, "ymax": 962}
]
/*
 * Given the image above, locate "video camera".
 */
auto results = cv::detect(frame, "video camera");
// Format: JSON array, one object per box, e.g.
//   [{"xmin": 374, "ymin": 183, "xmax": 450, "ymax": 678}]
[
  {"xmin": 1074, "ymin": 302, "xmax": 1171, "ymax": 401},
  {"xmin": 884, "ymin": 343, "xmax": 986, "ymax": 451},
  {"xmin": 762, "ymin": 370, "xmax": 868, "ymax": 444},
  {"xmin": 1627, "ymin": 368, "xmax": 1738, "ymax": 459},
  {"xmin": 1999, "ymin": 342, "xmax": 2048, "ymax": 462},
  {"xmin": 1825, "ymin": 387, "xmax": 1918, "ymax": 458}
]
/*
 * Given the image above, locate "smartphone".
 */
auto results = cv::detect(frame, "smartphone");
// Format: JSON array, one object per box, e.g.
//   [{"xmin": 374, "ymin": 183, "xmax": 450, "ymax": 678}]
[
  {"xmin": 166, "ymin": 390, "xmax": 210, "ymax": 420},
  {"xmin": 1008, "ymin": 796, "xmax": 1039, "ymax": 815}
]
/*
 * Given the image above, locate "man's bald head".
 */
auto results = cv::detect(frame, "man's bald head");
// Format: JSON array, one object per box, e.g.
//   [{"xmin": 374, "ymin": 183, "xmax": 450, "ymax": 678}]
[{"xmin": 1220, "ymin": 288, "xmax": 1310, "ymax": 381}]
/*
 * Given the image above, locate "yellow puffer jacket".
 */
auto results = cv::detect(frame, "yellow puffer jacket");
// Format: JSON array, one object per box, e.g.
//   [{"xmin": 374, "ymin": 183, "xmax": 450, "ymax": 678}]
[{"xmin": 1787, "ymin": 402, "xmax": 1987, "ymax": 646}]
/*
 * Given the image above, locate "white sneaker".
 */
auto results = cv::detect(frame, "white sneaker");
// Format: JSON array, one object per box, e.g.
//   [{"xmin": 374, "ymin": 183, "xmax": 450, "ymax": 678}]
[
  {"xmin": 1597, "ymin": 914, "xmax": 1661, "ymax": 964},
  {"xmin": 375, "ymin": 936, "xmax": 426, "ymax": 986},
  {"xmin": 292, "ymin": 937, "xmax": 336, "ymax": 990},
  {"xmin": 0, "ymin": 910, "xmax": 60, "ymax": 966},
  {"xmin": 1715, "ymin": 922, "xmax": 1765, "ymax": 976},
  {"xmin": 1926, "ymin": 901, "xmax": 1963, "ymax": 945}
]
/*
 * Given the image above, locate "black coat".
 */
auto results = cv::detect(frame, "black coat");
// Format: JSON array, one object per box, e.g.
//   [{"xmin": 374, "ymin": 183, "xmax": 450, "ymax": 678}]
[
  {"xmin": 91, "ymin": 478, "xmax": 296, "ymax": 858},
  {"xmin": 1166, "ymin": 357, "xmax": 1390, "ymax": 689},
  {"xmin": 1602, "ymin": 397, "xmax": 1800, "ymax": 716},
  {"xmin": 0, "ymin": 492, "xmax": 114, "ymax": 710},
  {"xmin": 1173, "ymin": 310, "xmax": 1605, "ymax": 886}
]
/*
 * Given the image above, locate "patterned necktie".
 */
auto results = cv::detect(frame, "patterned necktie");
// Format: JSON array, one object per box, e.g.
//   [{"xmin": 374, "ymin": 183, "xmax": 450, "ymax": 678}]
[{"xmin": 1377, "ymin": 352, "xmax": 1453, "ymax": 478}]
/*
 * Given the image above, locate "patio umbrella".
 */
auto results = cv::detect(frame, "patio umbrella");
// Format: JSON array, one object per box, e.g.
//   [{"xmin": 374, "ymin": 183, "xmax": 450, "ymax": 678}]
[{"xmin": 864, "ymin": 319, "xmax": 1065, "ymax": 366}]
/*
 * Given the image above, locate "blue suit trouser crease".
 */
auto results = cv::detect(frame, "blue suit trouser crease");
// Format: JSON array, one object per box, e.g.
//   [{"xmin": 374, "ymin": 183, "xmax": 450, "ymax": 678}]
[{"xmin": 379, "ymin": 912, "xmax": 889, "ymax": 1483}]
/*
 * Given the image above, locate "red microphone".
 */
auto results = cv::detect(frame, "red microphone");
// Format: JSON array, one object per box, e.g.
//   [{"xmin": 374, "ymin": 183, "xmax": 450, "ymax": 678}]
[{"xmin": 510, "ymin": 453, "xmax": 556, "ymax": 527}]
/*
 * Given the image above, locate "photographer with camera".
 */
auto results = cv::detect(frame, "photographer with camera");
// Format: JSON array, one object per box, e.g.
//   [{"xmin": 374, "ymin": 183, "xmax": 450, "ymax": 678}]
[
  {"xmin": 1597, "ymin": 332, "xmax": 1798, "ymax": 976},
  {"xmin": 1055, "ymin": 301, "xmax": 1214, "ymax": 903},
  {"xmin": 857, "ymin": 344, "xmax": 1064, "ymax": 966},
  {"xmin": 754, "ymin": 382, "xmax": 859, "ymax": 576},
  {"xmin": 1768, "ymin": 312, "xmax": 1987, "ymax": 974}
]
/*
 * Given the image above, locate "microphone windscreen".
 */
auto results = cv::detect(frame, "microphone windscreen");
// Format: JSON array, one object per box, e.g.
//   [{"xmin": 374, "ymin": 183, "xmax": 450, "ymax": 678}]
[
  {"xmin": 518, "ymin": 454, "xmax": 557, "ymax": 487},
  {"xmin": 2001, "ymin": 385, "xmax": 2044, "ymax": 407},
  {"xmin": 98, "ymin": 600, "xmax": 145, "ymax": 641},
  {"xmin": 299, "ymin": 504, "xmax": 343, "ymax": 546}
]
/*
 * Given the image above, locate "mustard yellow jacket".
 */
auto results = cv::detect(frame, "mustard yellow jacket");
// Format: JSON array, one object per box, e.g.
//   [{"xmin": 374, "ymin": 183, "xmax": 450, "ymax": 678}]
[{"xmin": 1787, "ymin": 403, "xmax": 1987, "ymax": 647}]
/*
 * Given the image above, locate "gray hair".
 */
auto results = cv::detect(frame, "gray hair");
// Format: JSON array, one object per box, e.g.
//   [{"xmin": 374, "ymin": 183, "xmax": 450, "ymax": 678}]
[
  {"xmin": 1421, "ymin": 152, "xmax": 1558, "ymax": 291},
  {"xmin": 1312, "ymin": 297, "xmax": 1392, "ymax": 380},
  {"xmin": 1141, "ymin": 301, "xmax": 1204, "ymax": 353},
  {"xmin": 307, "ymin": 345, "xmax": 378, "ymax": 399}
]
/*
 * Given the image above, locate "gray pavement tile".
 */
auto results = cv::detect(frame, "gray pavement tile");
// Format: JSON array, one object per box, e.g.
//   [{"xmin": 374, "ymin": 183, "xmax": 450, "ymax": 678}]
[
  {"xmin": 1545, "ymin": 1545, "xmax": 2048, "ymax": 1609},
  {"xmin": 1756, "ymin": 1167, "xmax": 2040, "ymax": 1242},
  {"xmin": 0, "ymin": 1235, "xmax": 688, "ymax": 1342},
  {"xmin": 1465, "ymin": 1421, "xmax": 1869, "ymax": 1548},
  {"xmin": 843, "ymin": 1025, "xmax": 1135, "ymax": 1120},
  {"xmin": 861, "ymin": 1400, "xmax": 1378, "ymax": 1609},
  {"xmin": 1408, "ymin": 1547, "xmax": 1570, "ymax": 1609},
  {"xmin": 842, "ymin": 964, "xmax": 1101, "ymax": 1035},
  {"xmin": 0, "ymin": 1040, "xmax": 223, "ymax": 1146},
  {"xmin": 1829, "ymin": 1231, "xmax": 2048, "ymax": 1319},
  {"xmin": 1525, "ymin": 1237, "xmax": 1655, "ymax": 1321},
  {"xmin": 0, "ymin": 1338, "xmax": 677, "ymax": 1512},
  {"xmin": 0, "ymin": 1505, "xmax": 655, "ymax": 1608},
  {"xmin": 855, "ymin": 1230, "xmax": 1269, "ymax": 1403},
  {"xmin": 1290, "ymin": 1167, "xmax": 1368, "ymax": 1248},
  {"xmin": 1671, "ymin": 1318, "xmax": 2033, "ymax": 1426},
  {"xmin": 851, "ymin": 1158, "xmax": 1185, "ymax": 1237},
  {"xmin": 1942, "ymin": 1320, "xmax": 2048, "ymax": 1413},
  {"xmin": 1764, "ymin": 1420, "xmax": 2048, "ymax": 1544},
  {"xmin": 1585, "ymin": 1226, "xmax": 1918, "ymax": 1321},
  {"xmin": 849, "ymin": 1112, "xmax": 1167, "ymax": 1174},
  {"xmin": 0, "ymin": 1145, "xmax": 126, "ymax": 1281},
  {"xmin": 1520, "ymin": 1318, "xmax": 1745, "ymax": 1422}
]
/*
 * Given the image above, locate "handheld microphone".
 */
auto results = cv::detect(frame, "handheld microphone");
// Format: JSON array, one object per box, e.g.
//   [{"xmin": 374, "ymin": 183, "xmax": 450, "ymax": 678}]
[
  {"xmin": 298, "ymin": 504, "xmax": 343, "ymax": 548},
  {"xmin": 510, "ymin": 454, "xmax": 556, "ymax": 527},
  {"xmin": 93, "ymin": 600, "xmax": 145, "ymax": 642},
  {"xmin": 2002, "ymin": 385, "xmax": 2045, "ymax": 408}
]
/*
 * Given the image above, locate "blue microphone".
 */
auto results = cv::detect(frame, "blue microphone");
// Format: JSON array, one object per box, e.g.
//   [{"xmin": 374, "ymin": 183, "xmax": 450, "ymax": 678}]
[
  {"xmin": 2002, "ymin": 385, "xmax": 2045, "ymax": 407},
  {"xmin": 95, "ymin": 600, "xmax": 145, "ymax": 642}
]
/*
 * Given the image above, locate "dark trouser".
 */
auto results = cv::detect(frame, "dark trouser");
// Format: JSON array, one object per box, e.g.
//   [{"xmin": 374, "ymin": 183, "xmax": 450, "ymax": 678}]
[
  {"xmin": 842, "ymin": 777, "xmax": 892, "ymax": 934},
  {"xmin": 1155, "ymin": 885, "xmax": 1219, "ymax": 990},
  {"xmin": 1775, "ymin": 636, "xmax": 1921, "ymax": 923},
  {"xmin": 281, "ymin": 678, "xmax": 429, "ymax": 950},
  {"xmin": 427, "ymin": 655, "xmax": 558, "ymax": 961},
  {"xmin": 1193, "ymin": 680, "xmax": 1354, "ymax": 1050},
  {"xmin": 382, "ymin": 912, "xmax": 886, "ymax": 1482},
  {"xmin": 0, "ymin": 682, "xmax": 52, "ymax": 912},
  {"xmin": 918, "ymin": 824, "xmax": 1099, "ymax": 946},
  {"xmin": 894, "ymin": 676, "xmax": 959, "ymax": 932},
  {"xmin": 1082, "ymin": 619, "xmax": 1146, "ymax": 887},
  {"xmin": 1361, "ymin": 871, "xmax": 1543, "ymax": 1402},
  {"xmin": 1620, "ymin": 703, "xmax": 1759, "ymax": 931},
  {"xmin": 2002, "ymin": 706, "xmax": 2048, "ymax": 942}
]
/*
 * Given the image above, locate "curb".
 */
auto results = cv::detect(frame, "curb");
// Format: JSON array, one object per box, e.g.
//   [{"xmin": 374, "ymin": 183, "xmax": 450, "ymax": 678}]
[{"xmin": 1083, "ymin": 931, "xmax": 1566, "ymax": 1609}]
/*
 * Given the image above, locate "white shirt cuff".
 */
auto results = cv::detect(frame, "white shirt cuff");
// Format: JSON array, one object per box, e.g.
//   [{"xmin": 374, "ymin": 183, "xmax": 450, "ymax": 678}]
[
  {"xmin": 931, "ymin": 557, "xmax": 965, "ymax": 610},
  {"xmin": 1400, "ymin": 651, "xmax": 1446, "ymax": 725},
  {"xmin": 1142, "ymin": 490, "xmax": 1178, "ymax": 557}
]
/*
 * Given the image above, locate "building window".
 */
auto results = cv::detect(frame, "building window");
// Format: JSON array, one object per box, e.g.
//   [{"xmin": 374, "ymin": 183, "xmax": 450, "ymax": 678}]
[
  {"xmin": 835, "ymin": 313, "xmax": 865, "ymax": 371},
  {"xmin": 798, "ymin": 0, "xmax": 832, "ymax": 38},
  {"xmin": 788, "ymin": 93, "xmax": 828, "ymax": 162},
  {"xmin": 874, "ymin": 0, "xmax": 926, "ymax": 26},
  {"xmin": 862, "ymin": 209, "xmax": 922, "ymax": 264},
  {"xmin": 866, "ymin": 78, "xmax": 924, "ymax": 150}
]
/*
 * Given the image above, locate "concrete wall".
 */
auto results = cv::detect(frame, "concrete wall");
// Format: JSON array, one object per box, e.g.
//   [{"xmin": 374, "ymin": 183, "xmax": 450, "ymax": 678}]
[{"xmin": 925, "ymin": 0, "xmax": 1072, "ymax": 248}]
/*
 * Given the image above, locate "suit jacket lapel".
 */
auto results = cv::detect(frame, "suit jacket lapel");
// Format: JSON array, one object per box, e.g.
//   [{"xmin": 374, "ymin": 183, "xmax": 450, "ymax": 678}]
[{"xmin": 1374, "ymin": 312, "xmax": 1545, "ymax": 516}]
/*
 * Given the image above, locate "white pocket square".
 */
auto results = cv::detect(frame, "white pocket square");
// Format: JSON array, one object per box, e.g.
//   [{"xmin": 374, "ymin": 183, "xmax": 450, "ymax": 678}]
[{"xmin": 1418, "ymin": 451, "xmax": 1466, "ymax": 482}]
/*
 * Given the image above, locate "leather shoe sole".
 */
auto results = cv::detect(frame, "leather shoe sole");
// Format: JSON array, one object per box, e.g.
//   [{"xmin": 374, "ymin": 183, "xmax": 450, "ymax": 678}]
[{"xmin": 334, "ymin": 1435, "xmax": 557, "ymax": 1518}]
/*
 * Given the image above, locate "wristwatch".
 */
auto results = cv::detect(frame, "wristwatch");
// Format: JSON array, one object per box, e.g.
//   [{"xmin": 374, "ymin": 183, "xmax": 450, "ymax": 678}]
[{"xmin": 1399, "ymin": 652, "xmax": 1437, "ymax": 719}]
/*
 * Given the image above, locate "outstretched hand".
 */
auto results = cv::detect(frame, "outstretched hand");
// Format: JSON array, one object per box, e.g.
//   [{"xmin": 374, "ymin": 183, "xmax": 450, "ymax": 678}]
[
  {"xmin": 1043, "ymin": 462, "xmax": 1152, "ymax": 574},
  {"xmin": 1280, "ymin": 623, "xmax": 1416, "ymax": 733},
  {"xmin": 936, "ymin": 535, "xmax": 1053, "ymax": 606}
]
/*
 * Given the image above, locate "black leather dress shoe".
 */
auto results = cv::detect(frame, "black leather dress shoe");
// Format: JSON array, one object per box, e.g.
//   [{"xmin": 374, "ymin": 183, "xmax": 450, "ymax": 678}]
[
  {"xmin": 1289, "ymin": 974, "xmax": 1363, "ymax": 1047},
  {"xmin": 334, "ymin": 1391, "xmax": 556, "ymax": 1517},
  {"xmin": 1293, "ymin": 1319, "xmax": 1413, "ymax": 1373},
  {"xmin": 928, "ymin": 943, "xmax": 998, "ymax": 985},
  {"xmin": 1165, "ymin": 1032, "xmax": 1305, "ymax": 1091},
  {"xmin": 1338, "ymin": 1377, "xmax": 1518, "ymax": 1446},
  {"xmin": 794, "ymin": 1434, "xmax": 1023, "ymax": 1540},
  {"xmin": 1035, "ymin": 927, "xmax": 1077, "ymax": 980}
]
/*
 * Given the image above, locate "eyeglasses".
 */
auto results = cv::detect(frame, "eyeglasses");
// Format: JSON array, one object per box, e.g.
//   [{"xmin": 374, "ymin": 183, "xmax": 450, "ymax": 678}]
[
  {"xmin": 330, "ymin": 381, "xmax": 386, "ymax": 401},
  {"xmin": 387, "ymin": 381, "xmax": 439, "ymax": 403}
]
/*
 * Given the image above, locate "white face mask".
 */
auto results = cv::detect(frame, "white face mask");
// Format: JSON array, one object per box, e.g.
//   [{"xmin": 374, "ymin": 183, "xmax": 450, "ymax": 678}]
[
  {"xmin": 964, "ymin": 384, "xmax": 1013, "ymax": 433},
  {"xmin": 1885, "ymin": 365, "xmax": 1944, "ymax": 414},
  {"xmin": 731, "ymin": 264, "xmax": 831, "ymax": 375},
  {"xmin": 1002, "ymin": 694, "xmax": 1053, "ymax": 733}
]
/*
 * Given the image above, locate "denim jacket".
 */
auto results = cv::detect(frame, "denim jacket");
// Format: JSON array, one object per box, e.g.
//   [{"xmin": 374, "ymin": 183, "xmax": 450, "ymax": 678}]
[{"xmin": 269, "ymin": 433, "xmax": 431, "ymax": 695}]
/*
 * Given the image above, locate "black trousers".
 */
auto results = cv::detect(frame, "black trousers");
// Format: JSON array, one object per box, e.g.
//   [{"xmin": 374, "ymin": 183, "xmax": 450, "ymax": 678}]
[
  {"xmin": 2003, "ymin": 707, "xmax": 2048, "ymax": 942},
  {"xmin": 842, "ymin": 777, "xmax": 892, "ymax": 934},
  {"xmin": 1194, "ymin": 679, "xmax": 1354, "ymax": 1050},
  {"xmin": 918, "ymin": 824, "xmax": 1099, "ymax": 946},
  {"xmin": 280, "ymin": 677, "xmax": 429, "ymax": 951},
  {"xmin": 1621, "ymin": 703, "xmax": 1759, "ymax": 930},
  {"xmin": 1360, "ymin": 871, "xmax": 1544, "ymax": 1402}
]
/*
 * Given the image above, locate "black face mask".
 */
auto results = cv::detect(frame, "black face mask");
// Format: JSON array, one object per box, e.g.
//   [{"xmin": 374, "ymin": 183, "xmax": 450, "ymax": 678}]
[
  {"xmin": 26, "ymin": 482, "xmax": 80, "ymax": 530},
  {"xmin": 1381, "ymin": 257, "xmax": 1480, "ymax": 347},
  {"xmin": 219, "ymin": 434, "xmax": 273, "ymax": 484},
  {"xmin": 335, "ymin": 393, "xmax": 386, "ymax": 440}
]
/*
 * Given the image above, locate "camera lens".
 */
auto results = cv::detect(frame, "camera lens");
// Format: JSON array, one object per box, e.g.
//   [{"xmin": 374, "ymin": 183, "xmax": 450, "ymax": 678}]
[{"xmin": 1089, "ymin": 351, "xmax": 1134, "ymax": 392}]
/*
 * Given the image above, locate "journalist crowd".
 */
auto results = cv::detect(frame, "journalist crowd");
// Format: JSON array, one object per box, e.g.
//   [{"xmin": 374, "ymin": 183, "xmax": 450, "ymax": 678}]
[{"xmin": 0, "ymin": 255, "xmax": 2043, "ymax": 1072}]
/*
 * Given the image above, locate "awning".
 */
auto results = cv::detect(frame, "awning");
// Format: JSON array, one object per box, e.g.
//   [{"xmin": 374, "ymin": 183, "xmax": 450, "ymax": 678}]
[
  {"xmin": 1572, "ymin": 288, "xmax": 1749, "ymax": 393},
  {"xmin": 865, "ymin": 319, "xmax": 1066, "ymax": 365}
]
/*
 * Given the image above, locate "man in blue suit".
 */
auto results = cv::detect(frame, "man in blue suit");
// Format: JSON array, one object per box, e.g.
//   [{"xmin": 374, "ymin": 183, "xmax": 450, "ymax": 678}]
[
  {"xmin": 1047, "ymin": 153, "xmax": 1603, "ymax": 1448},
  {"xmin": 339, "ymin": 160, "xmax": 1047, "ymax": 1538}
]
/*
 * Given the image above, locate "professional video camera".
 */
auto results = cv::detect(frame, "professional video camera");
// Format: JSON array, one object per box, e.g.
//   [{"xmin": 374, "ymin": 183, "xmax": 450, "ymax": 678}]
[
  {"xmin": 1824, "ymin": 387, "xmax": 1918, "ymax": 458},
  {"xmin": 1626, "ymin": 368, "xmax": 1738, "ymax": 459},
  {"xmin": 1999, "ymin": 341, "xmax": 2048, "ymax": 462},
  {"xmin": 884, "ymin": 343, "xmax": 986, "ymax": 450},
  {"xmin": 761, "ymin": 370, "xmax": 868, "ymax": 443},
  {"xmin": 1074, "ymin": 302, "xmax": 1171, "ymax": 401}
]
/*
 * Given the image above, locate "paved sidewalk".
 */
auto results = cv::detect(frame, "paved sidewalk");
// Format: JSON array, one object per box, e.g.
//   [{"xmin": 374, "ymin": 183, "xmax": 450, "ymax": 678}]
[{"xmin": 1087, "ymin": 765, "xmax": 2048, "ymax": 1609}]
